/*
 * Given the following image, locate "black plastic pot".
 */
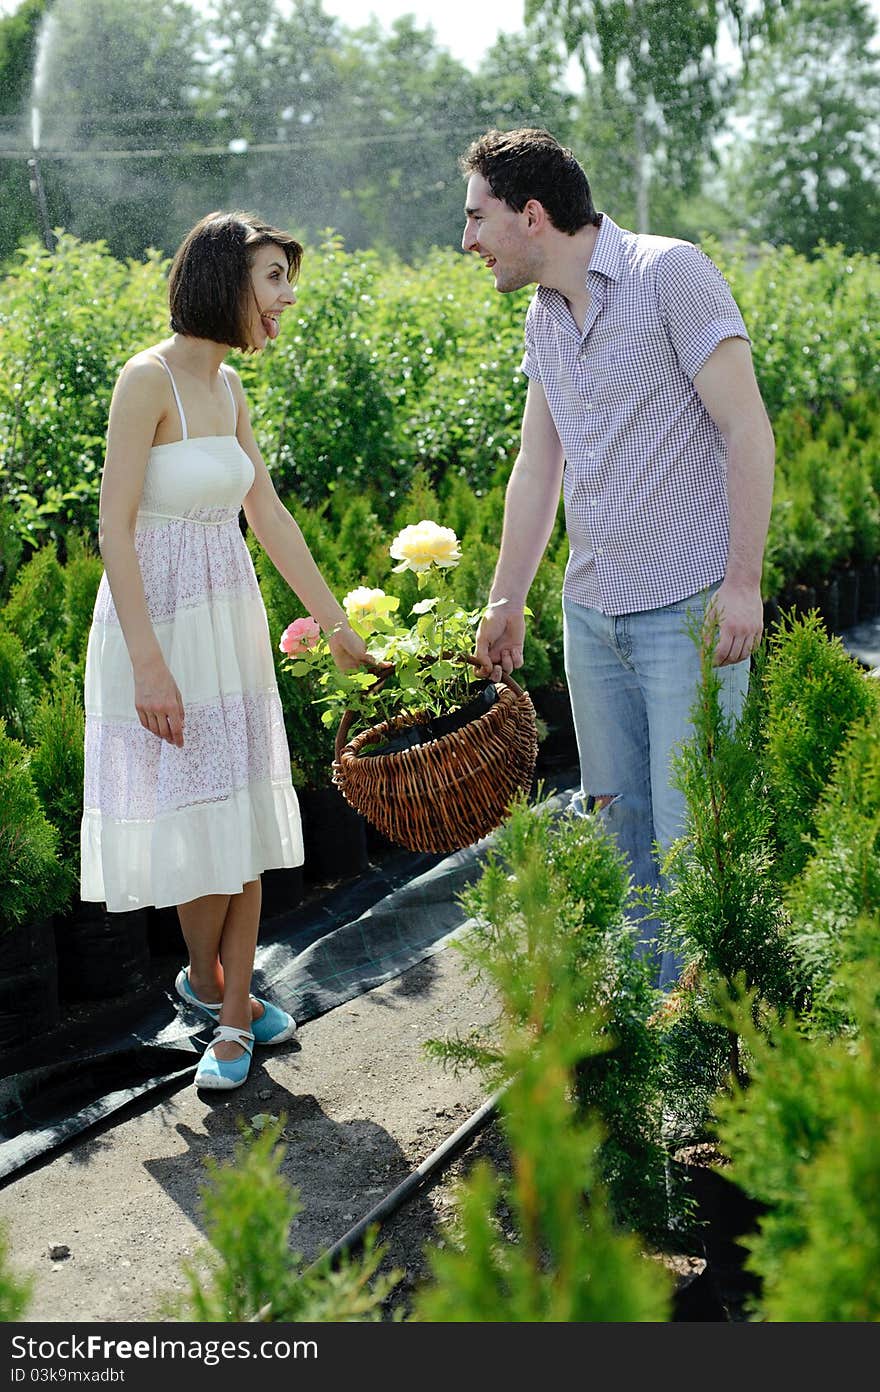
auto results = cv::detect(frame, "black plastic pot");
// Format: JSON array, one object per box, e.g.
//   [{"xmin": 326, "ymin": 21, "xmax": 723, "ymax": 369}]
[
  {"xmin": 0, "ymin": 917, "xmax": 59, "ymax": 1049},
  {"xmin": 669, "ymin": 1155, "xmax": 767, "ymax": 1322},
  {"xmin": 260, "ymin": 865, "xmax": 305, "ymax": 921},
  {"xmin": 836, "ymin": 567, "xmax": 860, "ymax": 631},
  {"xmin": 359, "ymin": 682, "xmax": 499, "ymax": 758},
  {"xmin": 299, "ymin": 784, "xmax": 368, "ymax": 885},
  {"xmin": 779, "ymin": 582, "xmax": 816, "ymax": 621},
  {"xmin": 814, "ymin": 575, "xmax": 840, "ymax": 633},
  {"xmin": 858, "ymin": 561, "xmax": 880, "ymax": 621},
  {"xmin": 54, "ymin": 901, "xmax": 151, "ymax": 1001},
  {"xmin": 147, "ymin": 905, "xmax": 183, "ymax": 959},
  {"xmin": 530, "ymin": 681, "xmax": 579, "ymax": 772}
]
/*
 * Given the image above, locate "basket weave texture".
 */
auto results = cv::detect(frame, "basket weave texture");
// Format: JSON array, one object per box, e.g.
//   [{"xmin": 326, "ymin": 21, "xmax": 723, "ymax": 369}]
[{"xmin": 332, "ymin": 676, "xmax": 538, "ymax": 854}]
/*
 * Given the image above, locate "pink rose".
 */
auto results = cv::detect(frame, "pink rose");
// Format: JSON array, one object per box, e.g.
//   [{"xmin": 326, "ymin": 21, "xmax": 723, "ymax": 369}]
[{"xmin": 279, "ymin": 616, "xmax": 321, "ymax": 655}]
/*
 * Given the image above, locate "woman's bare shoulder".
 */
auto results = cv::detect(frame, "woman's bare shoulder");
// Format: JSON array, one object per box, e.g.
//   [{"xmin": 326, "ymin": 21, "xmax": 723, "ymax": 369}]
[{"xmin": 112, "ymin": 348, "xmax": 172, "ymax": 404}]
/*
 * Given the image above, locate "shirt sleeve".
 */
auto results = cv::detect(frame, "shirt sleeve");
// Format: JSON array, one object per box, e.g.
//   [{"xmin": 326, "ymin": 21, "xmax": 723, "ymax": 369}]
[
  {"xmin": 654, "ymin": 242, "xmax": 751, "ymax": 381},
  {"xmin": 519, "ymin": 294, "xmax": 542, "ymax": 381}
]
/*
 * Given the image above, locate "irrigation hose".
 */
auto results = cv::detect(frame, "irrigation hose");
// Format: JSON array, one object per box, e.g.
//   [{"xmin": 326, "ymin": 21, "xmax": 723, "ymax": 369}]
[
  {"xmin": 314, "ymin": 1083, "xmax": 507, "ymax": 1272},
  {"xmin": 250, "ymin": 1082, "xmax": 508, "ymax": 1319}
]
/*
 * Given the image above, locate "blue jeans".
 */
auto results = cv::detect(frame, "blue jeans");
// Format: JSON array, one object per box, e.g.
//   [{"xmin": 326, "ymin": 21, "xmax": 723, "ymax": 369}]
[{"xmin": 563, "ymin": 588, "xmax": 750, "ymax": 989}]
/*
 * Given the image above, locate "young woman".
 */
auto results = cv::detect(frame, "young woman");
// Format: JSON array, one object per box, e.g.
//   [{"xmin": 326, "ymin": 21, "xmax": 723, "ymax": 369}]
[{"xmin": 80, "ymin": 211, "xmax": 368, "ymax": 1090}]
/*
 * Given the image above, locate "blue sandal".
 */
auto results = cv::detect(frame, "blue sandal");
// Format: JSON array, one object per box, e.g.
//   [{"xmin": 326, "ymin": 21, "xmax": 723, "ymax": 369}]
[
  {"xmin": 194, "ymin": 1025, "xmax": 255, "ymax": 1091},
  {"xmin": 175, "ymin": 967, "xmax": 297, "ymax": 1046}
]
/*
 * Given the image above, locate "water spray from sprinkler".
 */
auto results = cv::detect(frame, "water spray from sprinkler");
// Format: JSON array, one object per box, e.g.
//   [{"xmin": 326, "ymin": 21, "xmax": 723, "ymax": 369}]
[{"xmin": 28, "ymin": 13, "xmax": 58, "ymax": 254}]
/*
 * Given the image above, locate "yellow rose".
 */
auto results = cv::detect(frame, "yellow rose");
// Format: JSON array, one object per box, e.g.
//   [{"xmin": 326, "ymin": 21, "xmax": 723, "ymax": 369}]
[
  {"xmin": 342, "ymin": 586, "xmax": 399, "ymax": 630},
  {"xmin": 390, "ymin": 520, "xmax": 461, "ymax": 574}
]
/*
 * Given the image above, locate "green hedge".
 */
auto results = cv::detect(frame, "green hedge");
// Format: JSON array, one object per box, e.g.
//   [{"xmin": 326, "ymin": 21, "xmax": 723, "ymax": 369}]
[{"xmin": 2, "ymin": 231, "xmax": 878, "ymax": 569}]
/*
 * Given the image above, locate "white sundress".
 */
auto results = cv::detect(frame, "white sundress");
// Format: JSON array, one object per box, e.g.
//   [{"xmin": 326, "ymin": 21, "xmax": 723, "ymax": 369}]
[{"xmin": 80, "ymin": 357, "xmax": 303, "ymax": 912}]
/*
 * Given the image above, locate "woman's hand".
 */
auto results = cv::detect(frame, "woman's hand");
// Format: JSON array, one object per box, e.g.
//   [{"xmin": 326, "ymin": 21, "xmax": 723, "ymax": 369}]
[
  {"xmin": 327, "ymin": 622, "xmax": 371, "ymax": 674},
  {"xmin": 134, "ymin": 655, "xmax": 185, "ymax": 747}
]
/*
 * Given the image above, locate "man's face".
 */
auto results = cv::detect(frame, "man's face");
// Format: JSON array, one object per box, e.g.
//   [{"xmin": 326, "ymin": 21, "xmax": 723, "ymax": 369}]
[{"xmin": 462, "ymin": 173, "xmax": 537, "ymax": 293}]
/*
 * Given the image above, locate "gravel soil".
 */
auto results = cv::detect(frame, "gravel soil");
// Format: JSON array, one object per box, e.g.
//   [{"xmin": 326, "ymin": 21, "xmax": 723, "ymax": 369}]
[{"xmin": 0, "ymin": 943, "xmax": 505, "ymax": 1324}]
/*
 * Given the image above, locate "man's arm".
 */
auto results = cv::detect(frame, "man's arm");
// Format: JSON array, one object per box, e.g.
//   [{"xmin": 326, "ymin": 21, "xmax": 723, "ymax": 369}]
[
  {"xmin": 475, "ymin": 379, "xmax": 565, "ymax": 678},
  {"xmin": 693, "ymin": 336, "xmax": 775, "ymax": 666}
]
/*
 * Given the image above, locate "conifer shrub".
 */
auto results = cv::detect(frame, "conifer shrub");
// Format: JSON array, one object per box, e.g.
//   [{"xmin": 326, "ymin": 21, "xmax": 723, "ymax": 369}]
[
  {"xmin": 62, "ymin": 533, "xmax": 103, "ymax": 676},
  {"xmin": 2, "ymin": 540, "xmax": 66, "ymax": 682},
  {"xmin": 172, "ymin": 1117, "xmax": 399, "ymax": 1322},
  {"xmin": 413, "ymin": 1033, "xmax": 673, "ymax": 1322},
  {"xmin": 0, "ymin": 623, "xmax": 34, "ymax": 742},
  {"xmin": 28, "ymin": 655, "xmax": 86, "ymax": 877},
  {"xmin": 0, "ymin": 719, "xmax": 72, "ymax": 935},
  {"xmin": 659, "ymin": 639, "xmax": 797, "ymax": 1014},
  {"xmin": 785, "ymin": 715, "xmax": 880, "ymax": 1032},
  {"xmin": 0, "ymin": 498, "xmax": 23, "ymax": 603},
  {"xmin": 330, "ymin": 492, "xmax": 387, "ymax": 589},
  {"xmin": 762, "ymin": 612, "xmax": 877, "ymax": 883},
  {"xmin": 435, "ymin": 798, "xmax": 675, "ymax": 1241},
  {"xmin": 653, "ymin": 985, "xmax": 737, "ymax": 1151},
  {"xmin": 713, "ymin": 926, "xmax": 880, "ymax": 1321}
]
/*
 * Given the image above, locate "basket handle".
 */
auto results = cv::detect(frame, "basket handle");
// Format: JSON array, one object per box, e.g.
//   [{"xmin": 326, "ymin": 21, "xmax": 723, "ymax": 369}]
[{"xmin": 334, "ymin": 653, "xmax": 527, "ymax": 760}]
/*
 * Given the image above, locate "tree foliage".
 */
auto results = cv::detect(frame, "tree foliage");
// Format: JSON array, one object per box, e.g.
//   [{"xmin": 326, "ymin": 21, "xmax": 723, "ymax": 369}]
[
  {"xmin": 0, "ymin": 0, "xmax": 577, "ymax": 264},
  {"xmin": 525, "ymin": 0, "xmax": 769, "ymax": 228},
  {"xmin": 730, "ymin": 0, "xmax": 880, "ymax": 256}
]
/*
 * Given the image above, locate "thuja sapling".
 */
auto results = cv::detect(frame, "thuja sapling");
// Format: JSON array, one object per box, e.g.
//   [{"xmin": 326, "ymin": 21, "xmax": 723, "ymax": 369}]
[
  {"xmin": 414, "ymin": 1034, "xmax": 674, "ymax": 1323},
  {"xmin": 430, "ymin": 797, "xmax": 678, "ymax": 1244},
  {"xmin": 762, "ymin": 611, "xmax": 877, "ymax": 884},
  {"xmin": 657, "ymin": 620, "xmax": 797, "ymax": 1017},
  {"xmin": 785, "ymin": 715, "xmax": 880, "ymax": 1033},
  {"xmin": 712, "ymin": 927, "xmax": 880, "ymax": 1321}
]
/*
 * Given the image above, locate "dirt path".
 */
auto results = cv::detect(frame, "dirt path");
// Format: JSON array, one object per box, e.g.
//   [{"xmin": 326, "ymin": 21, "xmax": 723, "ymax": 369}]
[{"xmin": 1, "ymin": 944, "xmax": 500, "ymax": 1323}]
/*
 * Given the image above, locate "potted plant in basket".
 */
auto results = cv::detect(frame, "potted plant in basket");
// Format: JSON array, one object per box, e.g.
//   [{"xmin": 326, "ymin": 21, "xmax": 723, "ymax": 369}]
[{"xmin": 280, "ymin": 521, "xmax": 538, "ymax": 855}]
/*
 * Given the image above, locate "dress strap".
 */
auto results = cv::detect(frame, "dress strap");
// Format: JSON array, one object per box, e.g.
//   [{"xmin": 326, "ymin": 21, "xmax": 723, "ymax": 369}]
[
  {"xmin": 220, "ymin": 366, "xmax": 238, "ymax": 433},
  {"xmin": 151, "ymin": 354, "xmax": 188, "ymax": 441}
]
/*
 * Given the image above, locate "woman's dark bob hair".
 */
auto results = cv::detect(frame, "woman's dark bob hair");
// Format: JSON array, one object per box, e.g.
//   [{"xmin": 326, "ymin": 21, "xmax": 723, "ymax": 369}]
[{"xmin": 168, "ymin": 211, "xmax": 303, "ymax": 351}]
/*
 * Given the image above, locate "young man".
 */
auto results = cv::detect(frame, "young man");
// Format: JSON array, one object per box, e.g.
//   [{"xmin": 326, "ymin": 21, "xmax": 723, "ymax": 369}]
[{"xmin": 465, "ymin": 128, "xmax": 775, "ymax": 987}]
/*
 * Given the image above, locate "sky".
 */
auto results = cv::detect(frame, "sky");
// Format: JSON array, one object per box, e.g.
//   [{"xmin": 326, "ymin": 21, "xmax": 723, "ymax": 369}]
[
  {"xmin": 318, "ymin": 0, "xmax": 525, "ymax": 69},
  {"xmin": 0, "ymin": 0, "xmax": 524, "ymax": 69}
]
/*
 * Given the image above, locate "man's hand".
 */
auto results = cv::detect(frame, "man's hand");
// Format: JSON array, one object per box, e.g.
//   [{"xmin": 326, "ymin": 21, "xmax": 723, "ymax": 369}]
[
  {"xmin": 707, "ymin": 579, "xmax": 764, "ymax": 667},
  {"xmin": 474, "ymin": 604, "xmax": 526, "ymax": 681}
]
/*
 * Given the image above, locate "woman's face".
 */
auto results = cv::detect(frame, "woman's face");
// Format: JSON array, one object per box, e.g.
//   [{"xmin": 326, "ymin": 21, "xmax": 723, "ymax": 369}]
[{"xmin": 246, "ymin": 241, "xmax": 297, "ymax": 349}]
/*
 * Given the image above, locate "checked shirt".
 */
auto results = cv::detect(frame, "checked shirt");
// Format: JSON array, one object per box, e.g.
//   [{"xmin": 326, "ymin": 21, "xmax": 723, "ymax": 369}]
[{"xmin": 521, "ymin": 213, "xmax": 751, "ymax": 616}]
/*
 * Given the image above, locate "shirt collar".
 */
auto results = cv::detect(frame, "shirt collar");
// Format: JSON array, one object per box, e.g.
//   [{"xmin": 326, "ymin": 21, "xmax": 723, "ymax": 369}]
[
  {"xmin": 586, "ymin": 213, "xmax": 623, "ymax": 282},
  {"xmin": 535, "ymin": 212, "xmax": 623, "ymax": 314}
]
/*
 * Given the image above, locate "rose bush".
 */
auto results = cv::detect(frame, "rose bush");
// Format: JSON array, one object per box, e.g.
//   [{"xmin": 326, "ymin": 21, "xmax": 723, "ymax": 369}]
[
  {"xmin": 280, "ymin": 520, "xmax": 495, "ymax": 742},
  {"xmin": 278, "ymin": 615, "xmax": 321, "ymax": 656}
]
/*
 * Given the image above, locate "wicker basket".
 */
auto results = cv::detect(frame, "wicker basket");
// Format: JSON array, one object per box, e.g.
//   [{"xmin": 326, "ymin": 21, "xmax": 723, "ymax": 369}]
[{"xmin": 332, "ymin": 658, "xmax": 538, "ymax": 854}]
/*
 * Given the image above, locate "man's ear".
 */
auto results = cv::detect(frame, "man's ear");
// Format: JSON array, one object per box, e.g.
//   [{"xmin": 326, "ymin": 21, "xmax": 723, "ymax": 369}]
[{"xmin": 523, "ymin": 198, "xmax": 548, "ymax": 233}]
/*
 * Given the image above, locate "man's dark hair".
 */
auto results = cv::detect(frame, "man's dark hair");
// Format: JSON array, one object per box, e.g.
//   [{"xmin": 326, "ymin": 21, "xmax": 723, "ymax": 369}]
[
  {"xmin": 168, "ymin": 211, "xmax": 303, "ymax": 351},
  {"xmin": 460, "ymin": 128, "xmax": 600, "ymax": 235}
]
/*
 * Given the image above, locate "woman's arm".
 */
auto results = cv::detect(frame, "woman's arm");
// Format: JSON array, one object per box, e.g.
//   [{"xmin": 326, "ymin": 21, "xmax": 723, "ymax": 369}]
[
  {"xmin": 231, "ymin": 374, "xmax": 367, "ymax": 672},
  {"xmin": 97, "ymin": 357, "xmax": 185, "ymax": 746}
]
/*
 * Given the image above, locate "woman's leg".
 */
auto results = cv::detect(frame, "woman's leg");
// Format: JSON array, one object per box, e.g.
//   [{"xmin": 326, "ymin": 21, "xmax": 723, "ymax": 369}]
[
  {"xmin": 216, "ymin": 878, "xmax": 263, "ymax": 1050},
  {"xmin": 177, "ymin": 879, "xmax": 263, "ymax": 1060},
  {"xmin": 176, "ymin": 894, "xmax": 229, "ymax": 1004}
]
